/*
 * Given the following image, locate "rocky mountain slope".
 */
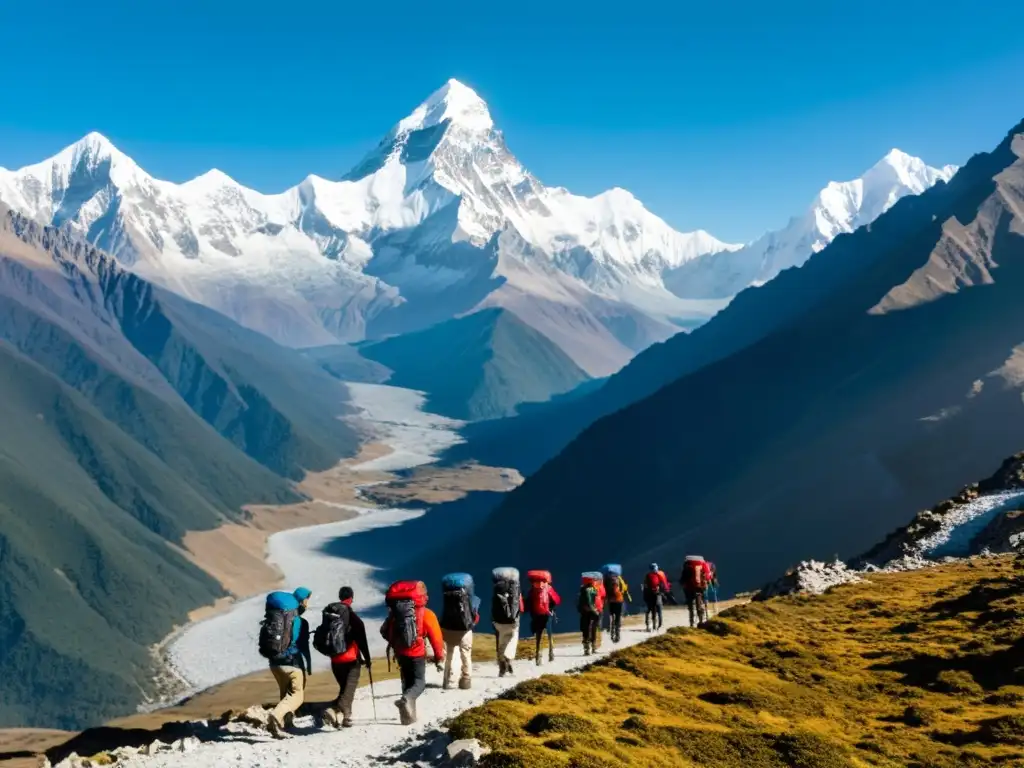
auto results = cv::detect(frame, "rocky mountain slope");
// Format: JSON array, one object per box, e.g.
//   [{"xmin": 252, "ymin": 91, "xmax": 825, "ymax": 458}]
[
  {"xmin": 0, "ymin": 205, "xmax": 362, "ymax": 728},
  {"xmin": 358, "ymin": 307, "xmax": 590, "ymax": 420},
  {"xmin": 449, "ymin": 118, "xmax": 1024, "ymax": 596},
  {"xmin": 0, "ymin": 81, "xmax": 740, "ymax": 377}
]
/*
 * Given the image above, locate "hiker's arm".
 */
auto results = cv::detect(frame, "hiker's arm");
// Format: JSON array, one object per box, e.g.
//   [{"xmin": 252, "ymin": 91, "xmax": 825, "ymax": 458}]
[
  {"xmin": 424, "ymin": 611, "xmax": 444, "ymax": 661},
  {"xmin": 353, "ymin": 614, "xmax": 372, "ymax": 666}
]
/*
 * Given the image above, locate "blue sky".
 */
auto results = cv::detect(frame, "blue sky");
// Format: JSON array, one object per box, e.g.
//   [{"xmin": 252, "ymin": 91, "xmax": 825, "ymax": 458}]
[{"xmin": 1, "ymin": 0, "xmax": 1022, "ymax": 241}]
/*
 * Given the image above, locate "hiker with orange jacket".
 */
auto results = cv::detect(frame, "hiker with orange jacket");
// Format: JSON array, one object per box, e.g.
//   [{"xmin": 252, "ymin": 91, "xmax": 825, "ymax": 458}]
[
  {"xmin": 526, "ymin": 570, "xmax": 561, "ymax": 666},
  {"xmin": 643, "ymin": 564, "xmax": 669, "ymax": 632},
  {"xmin": 380, "ymin": 580, "xmax": 444, "ymax": 725}
]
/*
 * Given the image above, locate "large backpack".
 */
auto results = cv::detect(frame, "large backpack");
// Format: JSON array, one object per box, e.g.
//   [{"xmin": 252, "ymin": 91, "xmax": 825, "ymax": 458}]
[
  {"xmin": 386, "ymin": 581, "xmax": 427, "ymax": 652},
  {"xmin": 682, "ymin": 557, "xmax": 707, "ymax": 590},
  {"xmin": 258, "ymin": 591, "xmax": 298, "ymax": 659},
  {"xmin": 527, "ymin": 570, "xmax": 554, "ymax": 616},
  {"xmin": 644, "ymin": 571, "xmax": 663, "ymax": 594},
  {"xmin": 441, "ymin": 573, "xmax": 475, "ymax": 632},
  {"xmin": 604, "ymin": 574, "xmax": 625, "ymax": 602},
  {"xmin": 492, "ymin": 567, "xmax": 521, "ymax": 624},
  {"xmin": 312, "ymin": 602, "xmax": 351, "ymax": 657}
]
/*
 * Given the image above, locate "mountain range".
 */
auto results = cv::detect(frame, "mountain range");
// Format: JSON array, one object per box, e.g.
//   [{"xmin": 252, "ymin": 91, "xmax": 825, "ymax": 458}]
[
  {"xmin": 445, "ymin": 118, "xmax": 1024, "ymax": 604},
  {"xmin": 0, "ymin": 80, "xmax": 954, "ymax": 385}
]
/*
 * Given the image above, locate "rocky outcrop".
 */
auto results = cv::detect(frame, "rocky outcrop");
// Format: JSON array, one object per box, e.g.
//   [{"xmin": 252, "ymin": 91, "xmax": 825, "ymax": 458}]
[
  {"xmin": 755, "ymin": 559, "xmax": 864, "ymax": 599},
  {"xmin": 970, "ymin": 508, "xmax": 1024, "ymax": 554}
]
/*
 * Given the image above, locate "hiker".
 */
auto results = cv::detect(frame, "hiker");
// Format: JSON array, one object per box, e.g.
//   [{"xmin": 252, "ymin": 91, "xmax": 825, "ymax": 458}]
[
  {"xmin": 643, "ymin": 564, "xmax": 669, "ymax": 632},
  {"xmin": 601, "ymin": 564, "xmax": 631, "ymax": 643},
  {"xmin": 258, "ymin": 587, "xmax": 312, "ymax": 738},
  {"xmin": 681, "ymin": 556, "xmax": 712, "ymax": 627},
  {"xmin": 578, "ymin": 572, "xmax": 604, "ymax": 655},
  {"xmin": 706, "ymin": 561, "xmax": 719, "ymax": 617},
  {"xmin": 315, "ymin": 586, "xmax": 372, "ymax": 729},
  {"xmin": 526, "ymin": 570, "xmax": 561, "ymax": 666},
  {"xmin": 380, "ymin": 580, "xmax": 443, "ymax": 725},
  {"xmin": 439, "ymin": 573, "xmax": 480, "ymax": 690},
  {"xmin": 491, "ymin": 567, "xmax": 525, "ymax": 677}
]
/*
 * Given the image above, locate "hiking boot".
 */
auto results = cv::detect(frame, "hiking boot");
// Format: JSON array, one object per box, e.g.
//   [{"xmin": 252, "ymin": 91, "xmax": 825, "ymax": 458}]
[
  {"xmin": 548, "ymin": 650, "xmax": 555, "ymax": 662},
  {"xmin": 267, "ymin": 715, "xmax": 291, "ymax": 740},
  {"xmin": 583, "ymin": 645, "xmax": 591, "ymax": 656},
  {"xmin": 506, "ymin": 661, "xmax": 514, "ymax": 676},
  {"xmin": 499, "ymin": 661, "xmax": 507, "ymax": 678},
  {"xmin": 535, "ymin": 655, "xmax": 542, "ymax": 667},
  {"xmin": 341, "ymin": 717, "xmax": 354, "ymax": 728},
  {"xmin": 459, "ymin": 677, "xmax": 472, "ymax": 690},
  {"xmin": 395, "ymin": 697, "xmax": 414, "ymax": 726},
  {"xmin": 322, "ymin": 708, "xmax": 339, "ymax": 728}
]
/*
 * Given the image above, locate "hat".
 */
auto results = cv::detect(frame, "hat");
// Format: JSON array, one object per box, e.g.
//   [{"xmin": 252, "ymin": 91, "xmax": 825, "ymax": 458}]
[
  {"xmin": 649, "ymin": 563, "xmax": 658, "ymax": 571},
  {"xmin": 293, "ymin": 587, "xmax": 312, "ymax": 601}
]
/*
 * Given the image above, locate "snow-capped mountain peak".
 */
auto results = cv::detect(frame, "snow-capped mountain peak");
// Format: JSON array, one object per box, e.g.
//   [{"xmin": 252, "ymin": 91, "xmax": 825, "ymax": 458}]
[
  {"xmin": 393, "ymin": 78, "xmax": 494, "ymax": 136},
  {"xmin": 664, "ymin": 149, "xmax": 958, "ymax": 299}
]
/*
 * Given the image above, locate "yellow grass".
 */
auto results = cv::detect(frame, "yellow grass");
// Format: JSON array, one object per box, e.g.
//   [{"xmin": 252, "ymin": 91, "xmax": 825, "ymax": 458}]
[{"xmin": 448, "ymin": 556, "xmax": 1024, "ymax": 767}]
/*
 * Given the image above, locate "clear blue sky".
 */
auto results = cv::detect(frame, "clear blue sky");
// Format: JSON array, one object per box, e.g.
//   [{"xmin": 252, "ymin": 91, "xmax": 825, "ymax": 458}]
[{"xmin": 1, "ymin": 0, "xmax": 1022, "ymax": 242}]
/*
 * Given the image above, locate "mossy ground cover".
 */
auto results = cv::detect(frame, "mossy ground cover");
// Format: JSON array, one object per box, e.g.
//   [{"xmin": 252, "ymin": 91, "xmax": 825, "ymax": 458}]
[{"xmin": 448, "ymin": 556, "xmax": 1024, "ymax": 767}]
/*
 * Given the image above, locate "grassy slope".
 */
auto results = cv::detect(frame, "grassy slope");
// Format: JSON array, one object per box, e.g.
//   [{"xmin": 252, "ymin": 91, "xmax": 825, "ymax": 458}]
[
  {"xmin": 359, "ymin": 307, "xmax": 590, "ymax": 421},
  {"xmin": 450, "ymin": 557, "xmax": 1024, "ymax": 768},
  {"xmin": 0, "ymin": 343, "xmax": 229, "ymax": 729}
]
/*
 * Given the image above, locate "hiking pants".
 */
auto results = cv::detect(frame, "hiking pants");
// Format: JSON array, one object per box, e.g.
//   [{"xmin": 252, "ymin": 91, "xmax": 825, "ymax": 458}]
[
  {"xmin": 685, "ymin": 588, "xmax": 707, "ymax": 626},
  {"xmin": 269, "ymin": 665, "xmax": 306, "ymax": 724},
  {"xmin": 579, "ymin": 613, "xmax": 599, "ymax": 648},
  {"xmin": 644, "ymin": 594, "xmax": 663, "ymax": 629},
  {"xmin": 608, "ymin": 602, "xmax": 624, "ymax": 640},
  {"xmin": 330, "ymin": 661, "xmax": 361, "ymax": 720},
  {"xmin": 493, "ymin": 619, "xmax": 519, "ymax": 664},
  {"xmin": 442, "ymin": 629, "xmax": 473, "ymax": 687},
  {"xmin": 531, "ymin": 614, "xmax": 554, "ymax": 659},
  {"xmin": 397, "ymin": 655, "xmax": 427, "ymax": 704}
]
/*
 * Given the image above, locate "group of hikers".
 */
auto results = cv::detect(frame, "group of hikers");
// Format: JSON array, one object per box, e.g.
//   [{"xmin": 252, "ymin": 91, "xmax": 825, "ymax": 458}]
[{"xmin": 256, "ymin": 557, "xmax": 719, "ymax": 737}]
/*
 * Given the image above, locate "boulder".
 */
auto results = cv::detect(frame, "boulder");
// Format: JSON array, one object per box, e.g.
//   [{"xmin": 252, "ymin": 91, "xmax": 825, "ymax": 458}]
[{"xmin": 446, "ymin": 739, "xmax": 491, "ymax": 766}]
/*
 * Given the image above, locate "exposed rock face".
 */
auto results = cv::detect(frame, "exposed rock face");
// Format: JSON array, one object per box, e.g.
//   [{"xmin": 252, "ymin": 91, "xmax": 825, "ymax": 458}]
[
  {"xmin": 970, "ymin": 509, "xmax": 1024, "ymax": 554},
  {"xmin": 756, "ymin": 559, "xmax": 863, "ymax": 599}
]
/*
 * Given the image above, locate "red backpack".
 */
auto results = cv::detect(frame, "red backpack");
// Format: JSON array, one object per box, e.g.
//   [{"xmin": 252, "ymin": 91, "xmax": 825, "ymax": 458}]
[
  {"xmin": 644, "ymin": 571, "xmax": 663, "ymax": 593},
  {"xmin": 605, "ymin": 574, "xmax": 624, "ymax": 603},
  {"xmin": 682, "ymin": 560, "xmax": 707, "ymax": 590},
  {"xmin": 527, "ymin": 570, "xmax": 553, "ymax": 616}
]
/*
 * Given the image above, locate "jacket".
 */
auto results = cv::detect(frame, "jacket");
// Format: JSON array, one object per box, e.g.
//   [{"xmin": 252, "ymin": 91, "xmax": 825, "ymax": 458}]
[
  {"xmin": 330, "ymin": 599, "xmax": 373, "ymax": 665},
  {"xmin": 381, "ymin": 607, "xmax": 444, "ymax": 659}
]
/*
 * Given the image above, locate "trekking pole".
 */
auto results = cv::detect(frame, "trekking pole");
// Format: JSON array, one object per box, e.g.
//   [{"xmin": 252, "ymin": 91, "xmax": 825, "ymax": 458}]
[{"xmin": 367, "ymin": 662, "xmax": 378, "ymax": 723}]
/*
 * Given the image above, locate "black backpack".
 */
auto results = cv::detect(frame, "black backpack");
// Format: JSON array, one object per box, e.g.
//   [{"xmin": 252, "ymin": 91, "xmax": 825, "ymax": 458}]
[
  {"xmin": 441, "ymin": 586, "xmax": 474, "ymax": 631},
  {"xmin": 258, "ymin": 604, "xmax": 297, "ymax": 659},
  {"xmin": 492, "ymin": 578, "xmax": 521, "ymax": 624},
  {"xmin": 388, "ymin": 598, "xmax": 420, "ymax": 651},
  {"xmin": 313, "ymin": 602, "xmax": 351, "ymax": 657}
]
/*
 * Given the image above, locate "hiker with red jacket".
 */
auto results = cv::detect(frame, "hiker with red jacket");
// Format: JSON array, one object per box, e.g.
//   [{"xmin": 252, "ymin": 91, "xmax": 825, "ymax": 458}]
[
  {"xmin": 380, "ymin": 580, "xmax": 444, "ymax": 725},
  {"xmin": 317, "ymin": 586, "xmax": 372, "ymax": 729},
  {"xmin": 526, "ymin": 570, "xmax": 561, "ymax": 666},
  {"xmin": 578, "ymin": 572, "xmax": 604, "ymax": 656},
  {"xmin": 681, "ymin": 556, "xmax": 713, "ymax": 627},
  {"xmin": 643, "ymin": 564, "xmax": 669, "ymax": 632}
]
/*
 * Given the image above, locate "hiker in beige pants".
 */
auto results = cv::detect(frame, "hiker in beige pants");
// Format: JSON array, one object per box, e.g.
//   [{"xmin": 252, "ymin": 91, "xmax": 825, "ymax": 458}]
[
  {"xmin": 442, "ymin": 629, "xmax": 474, "ymax": 689},
  {"xmin": 270, "ymin": 665, "xmax": 306, "ymax": 725},
  {"xmin": 494, "ymin": 619, "xmax": 519, "ymax": 670}
]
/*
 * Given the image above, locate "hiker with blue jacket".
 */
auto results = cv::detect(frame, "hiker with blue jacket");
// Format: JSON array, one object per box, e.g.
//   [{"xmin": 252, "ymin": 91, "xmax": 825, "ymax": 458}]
[{"xmin": 258, "ymin": 587, "xmax": 312, "ymax": 739}]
